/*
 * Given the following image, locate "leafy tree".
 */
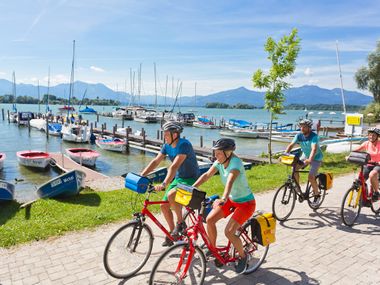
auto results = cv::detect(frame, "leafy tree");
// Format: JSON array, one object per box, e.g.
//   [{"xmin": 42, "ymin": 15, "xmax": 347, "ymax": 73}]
[
  {"xmin": 252, "ymin": 28, "xmax": 301, "ymax": 163},
  {"xmin": 355, "ymin": 41, "xmax": 380, "ymax": 103}
]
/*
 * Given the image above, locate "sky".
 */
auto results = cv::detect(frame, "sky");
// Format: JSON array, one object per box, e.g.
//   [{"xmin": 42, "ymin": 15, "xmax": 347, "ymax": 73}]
[{"xmin": 0, "ymin": 0, "xmax": 379, "ymax": 96}]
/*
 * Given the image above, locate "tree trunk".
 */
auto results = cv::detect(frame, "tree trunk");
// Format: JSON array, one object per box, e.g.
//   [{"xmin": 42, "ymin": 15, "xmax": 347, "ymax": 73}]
[{"xmin": 268, "ymin": 111, "xmax": 273, "ymax": 164}]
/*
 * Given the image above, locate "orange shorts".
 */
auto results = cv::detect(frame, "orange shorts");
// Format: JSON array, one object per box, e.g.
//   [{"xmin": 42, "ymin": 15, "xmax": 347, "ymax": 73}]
[{"xmin": 220, "ymin": 199, "xmax": 256, "ymax": 225}]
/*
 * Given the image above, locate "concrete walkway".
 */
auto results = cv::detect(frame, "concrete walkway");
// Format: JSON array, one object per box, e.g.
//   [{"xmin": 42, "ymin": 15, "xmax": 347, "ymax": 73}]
[{"xmin": 1, "ymin": 174, "xmax": 379, "ymax": 285}]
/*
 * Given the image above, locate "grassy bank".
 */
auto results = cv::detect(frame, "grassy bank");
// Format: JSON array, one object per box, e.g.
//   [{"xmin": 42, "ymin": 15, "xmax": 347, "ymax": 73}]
[{"xmin": 0, "ymin": 152, "xmax": 354, "ymax": 248}]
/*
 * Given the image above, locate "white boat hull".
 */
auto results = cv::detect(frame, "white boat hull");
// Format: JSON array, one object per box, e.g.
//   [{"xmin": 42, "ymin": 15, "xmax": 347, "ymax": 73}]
[
  {"xmin": 61, "ymin": 124, "xmax": 90, "ymax": 143},
  {"xmin": 16, "ymin": 151, "xmax": 51, "ymax": 169},
  {"xmin": 220, "ymin": 130, "xmax": 259, "ymax": 138},
  {"xmin": 193, "ymin": 122, "xmax": 218, "ymax": 129},
  {"xmin": 66, "ymin": 149, "xmax": 100, "ymax": 167},
  {"xmin": 96, "ymin": 140, "xmax": 126, "ymax": 152}
]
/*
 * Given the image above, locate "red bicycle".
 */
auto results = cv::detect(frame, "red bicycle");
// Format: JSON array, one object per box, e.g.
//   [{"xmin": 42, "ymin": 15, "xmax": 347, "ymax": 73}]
[
  {"xmin": 103, "ymin": 178, "xmax": 195, "ymax": 279},
  {"xmin": 341, "ymin": 151, "xmax": 380, "ymax": 226},
  {"xmin": 149, "ymin": 186, "xmax": 270, "ymax": 285}
]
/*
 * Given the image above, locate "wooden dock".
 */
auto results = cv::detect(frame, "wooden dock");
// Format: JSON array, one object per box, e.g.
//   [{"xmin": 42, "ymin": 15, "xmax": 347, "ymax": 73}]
[
  {"xmin": 49, "ymin": 153, "xmax": 109, "ymax": 186},
  {"xmin": 92, "ymin": 128, "xmax": 269, "ymax": 165}
]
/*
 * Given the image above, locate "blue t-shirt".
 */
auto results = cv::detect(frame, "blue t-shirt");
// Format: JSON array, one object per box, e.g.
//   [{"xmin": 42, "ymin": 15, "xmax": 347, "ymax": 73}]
[
  {"xmin": 292, "ymin": 132, "xmax": 323, "ymax": 161},
  {"xmin": 213, "ymin": 156, "xmax": 254, "ymax": 203},
  {"xmin": 160, "ymin": 138, "xmax": 199, "ymax": 179}
]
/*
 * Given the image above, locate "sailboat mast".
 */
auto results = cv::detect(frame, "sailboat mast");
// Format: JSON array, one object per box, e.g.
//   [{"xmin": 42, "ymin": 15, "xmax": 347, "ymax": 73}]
[
  {"xmin": 12, "ymin": 71, "xmax": 17, "ymax": 112},
  {"xmin": 46, "ymin": 66, "xmax": 50, "ymax": 113},
  {"xmin": 68, "ymin": 40, "xmax": 76, "ymax": 118},
  {"xmin": 154, "ymin": 62, "xmax": 157, "ymax": 109},
  {"xmin": 164, "ymin": 75, "xmax": 168, "ymax": 108},
  {"xmin": 194, "ymin": 82, "xmax": 197, "ymax": 107},
  {"xmin": 37, "ymin": 80, "xmax": 40, "ymax": 113},
  {"xmin": 335, "ymin": 40, "xmax": 346, "ymax": 114},
  {"xmin": 138, "ymin": 63, "xmax": 142, "ymax": 106}
]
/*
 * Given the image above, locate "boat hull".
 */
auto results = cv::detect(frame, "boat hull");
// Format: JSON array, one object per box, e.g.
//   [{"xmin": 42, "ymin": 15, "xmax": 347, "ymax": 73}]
[
  {"xmin": 16, "ymin": 151, "xmax": 51, "ymax": 169},
  {"xmin": 0, "ymin": 153, "xmax": 5, "ymax": 170},
  {"xmin": 66, "ymin": 148, "xmax": 100, "ymax": 167},
  {"xmin": 61, "ymin": 124, "xmax": 90, "ymax": 143},
  {"xmin": 37, "ymin": 170, "xmax": 85, "ymax": 198},
  {"xmin": 96, "ymin": 139, "xmax": 126, "ymax": 152},
  {"xmin": 0, "ymin": 180, "xmax": 15, "ymax": 201}
]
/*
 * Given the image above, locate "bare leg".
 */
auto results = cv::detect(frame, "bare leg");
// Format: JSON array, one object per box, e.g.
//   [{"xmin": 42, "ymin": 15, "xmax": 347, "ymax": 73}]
[
  {"xmin": 225, "ymin": 218, "xmax": 245, "ymax": 257},
  {"xmin": 369, "ymin": 170, "xmax": 379, "ymax": 194},
  {"xmin": 161, "ymin": 203, "xmax": 175, "ymax": 232},
  {"xmin": 205, "ymin": 208, "xmax": 224, "ymax": 247},
  {"xmin": 167, "ymin": 189, "xmax": 182, "ymax": 223},
  {"xmin": 308, "ymin": 174, "xmax": 319, "ymax": 195}
]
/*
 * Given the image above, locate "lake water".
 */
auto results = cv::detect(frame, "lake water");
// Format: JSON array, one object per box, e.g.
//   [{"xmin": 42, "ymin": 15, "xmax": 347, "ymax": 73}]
[{"xmin": 0, "ymin": 103, "xmax": 345, "ymax": 202}]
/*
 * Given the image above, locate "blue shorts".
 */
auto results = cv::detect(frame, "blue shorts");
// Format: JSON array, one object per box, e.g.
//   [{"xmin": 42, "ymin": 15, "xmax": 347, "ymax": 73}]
[{"xmin": 304, "ymin": 160, "xmax": 322, "ymax": 176}]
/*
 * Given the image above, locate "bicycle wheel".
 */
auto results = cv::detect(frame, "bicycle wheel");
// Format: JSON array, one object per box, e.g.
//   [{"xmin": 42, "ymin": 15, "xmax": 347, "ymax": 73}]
[
  {"xmin": 103, "ymin": 221, "xmax": 153, "ymax": 279},
  {"xmin": 272, "ymin": 184, "xmax": 296, "ymax": 221},
  {"xmin": 239, "ymin": 222, "xmax": 269, "ymax": 274},
  {"xmin": 306, "ymin": 175, "xmax": 326, "ymax": 210},
  {"xmin": 370, "ymin": 196, "xmax": 380, "ymax": 214},
  {"xmin": 341, "ymin": 187, "xmax": 362, "ymax": 226},
  {"xmin": 149, "ymin": 243, "xmax": 206, "ymax": 285}
]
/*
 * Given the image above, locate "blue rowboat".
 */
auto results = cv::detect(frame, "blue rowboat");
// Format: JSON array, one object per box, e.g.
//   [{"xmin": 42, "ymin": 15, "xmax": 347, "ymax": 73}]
[
  {"xmin": 0, "ymin": 180, "xmax": 15, "ymax": 201},
  {"xmin": 146, "ymin": 167, "xmax": 168, "ymax": 183},
  {"xmin": 36, "ymin": 170, "xmax": 86, "ymax": 199}
]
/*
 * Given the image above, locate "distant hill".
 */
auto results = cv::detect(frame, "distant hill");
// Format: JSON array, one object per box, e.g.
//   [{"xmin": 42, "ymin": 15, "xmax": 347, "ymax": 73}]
[{"xmin": 0, "ymin": 79, "xmax": 372, "ymax": 107}]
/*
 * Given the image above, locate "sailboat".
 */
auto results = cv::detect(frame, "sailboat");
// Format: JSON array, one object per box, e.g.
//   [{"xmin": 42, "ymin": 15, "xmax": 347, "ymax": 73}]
[
  {"xmin": 79, "ymin": 89, "xmax": 97, "ymax": 114},
  {"xmin": 8, "ymin": 71, "xmax": 18, "ymax": 123},
  {"xmin": 336, "ymin": 41, "xmax": 347, "ymax": 115},
  {"xmin": 61, "ymin": 40, "xmax": 90, "ymax": 143}
]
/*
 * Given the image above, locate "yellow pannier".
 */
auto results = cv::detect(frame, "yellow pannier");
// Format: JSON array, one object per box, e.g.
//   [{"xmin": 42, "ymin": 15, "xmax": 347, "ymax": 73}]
[
  {"xmin": 248, "ymin": 212, "xmax": 276, "ymax": 246},
  {"xmin": 319, "ymin": 173, "xmax": 333, "ymax": 190},
  {"xmin": 280, "ymin": 154, "xmax": 298, "ymax": 166},
  {"xmin": 175, "ymin": 184, "xmax": 206, "ymax": 210}
]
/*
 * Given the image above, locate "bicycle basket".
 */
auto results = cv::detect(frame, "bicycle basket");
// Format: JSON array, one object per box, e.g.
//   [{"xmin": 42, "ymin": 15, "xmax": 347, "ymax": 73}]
[
  {"xmin": 175, "ymin": 184, "xmax": 206, "ymax": 210},
  {"xmin": 125, "ymin": 172, "xmax": 150, "ymax": 194},
  {"xmin": 318, "ymin": 172, "xmax": 333, "ymax": 190},
  {"xmin": 246, "ymin": 212, "xmax": 276, "ymax": 246},
  {"xmin": 347, "ymin": 151, "xmax": 370, "ymax": 166},
  {"xmin": 280, "ymin": 154, "xmax": 298, "ymax": 166}
]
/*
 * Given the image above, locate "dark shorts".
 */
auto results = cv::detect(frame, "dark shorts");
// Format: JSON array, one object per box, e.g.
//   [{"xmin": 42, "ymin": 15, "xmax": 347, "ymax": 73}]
[{"xmin": 363, "ymin": 165, "xmax": 380, "ymax": 180}]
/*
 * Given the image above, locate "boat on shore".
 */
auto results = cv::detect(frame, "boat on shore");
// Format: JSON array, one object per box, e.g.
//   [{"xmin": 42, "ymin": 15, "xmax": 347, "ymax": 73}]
[
  {"xmin": 96, "ymin": 138, "xmax": 127, "ymax": 152},
  {"xmin": 0, "ymin": 180, "xmax": 15, "ymax": 201},
  {"xmin": 36, "ymin": 170, "xmax": 85, "ymax": 199},
  {"xmin": 66, "ymin": 148, "xmax": 100, "ymax": 167},
  {"xmin": 16, "ymin": 150, "xmax": 51, "ymax": 169},
  {"xmin": 0, "ymin": 153, "xmax": 5, "ymax": 170}
]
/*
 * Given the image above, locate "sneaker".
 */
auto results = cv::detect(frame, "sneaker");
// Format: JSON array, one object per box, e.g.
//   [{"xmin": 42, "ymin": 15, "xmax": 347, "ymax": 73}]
[
  {"xmin": 161, "ymin": 236, "xmax": 174, "ymax": 247},
  {"xmin": 313, "ymin": 194, "xmax": 321, "ymax": 204},
  {"xmin": 372, "ymin": 191, "xmax": 380, "ymax": 201},
  {"xmin": 235, "ymin": 254, "xmax": 248, "ymax": 274},
  {"xmin": 172, "ymin": 221, "xmax": 187, "ymax": 237}
]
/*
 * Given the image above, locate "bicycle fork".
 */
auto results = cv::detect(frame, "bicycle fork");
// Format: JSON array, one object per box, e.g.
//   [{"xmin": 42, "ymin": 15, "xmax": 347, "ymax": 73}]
[
  {"xmin": 347, "ymin": 187, "xmax": 362, "ymax": 209},
  {"xmin": 127, "ymin": 220, "xmax": 144, "ymax": 252},
  {"xmin": 175, "ymin": 242, "xmax": 196, "ymax": 281}
]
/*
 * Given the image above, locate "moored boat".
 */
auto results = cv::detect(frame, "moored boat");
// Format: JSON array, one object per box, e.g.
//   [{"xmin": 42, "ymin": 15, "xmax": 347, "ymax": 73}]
[
  {"xmin": 96, "ymin": 138, "xmax": 127, "ymax": 152},
  {"xmin": 36, "ymin": 170, "xmax": 85, "ymax": 199},
  {"xmin": 79, "ymin": 106, "xmax": 97, "ymax": 114},
  {"xmin": 66, "ymin": 148, "xmax": 100, "ymax": 167},
  {"xmin": 193, "ymin": 117, "xmax": 218, "ymax": 129},
  {"xmin": 16, "ymin": 150, "xmax": 51, "ymax": 169},
  {"xmin": 0, "ymin": 153, "xmax": 5, "ymax": 170},
  {"xmin": 61, "ymin": 124, "xmax": 90, "ymax": 143},
  {"xmin": 0, "ymin": 180, "xmax": 15, "ymax": 201}
]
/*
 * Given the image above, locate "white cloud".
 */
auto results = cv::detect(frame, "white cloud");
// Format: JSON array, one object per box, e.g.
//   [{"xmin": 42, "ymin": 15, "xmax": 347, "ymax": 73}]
[
  {"xmin": 43, "ymin": 74, "xmax": 69, "ymax": 85},
  {"xmin": 90, "ymin": 66, "xmax": 105, "ymax": 73},
  {"xmin": 304, "ymin": 67, "xmax": 313, "ymax": 76}
]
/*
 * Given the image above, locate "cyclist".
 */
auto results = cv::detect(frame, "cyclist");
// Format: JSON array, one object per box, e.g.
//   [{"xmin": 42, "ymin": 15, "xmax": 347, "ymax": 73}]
[
  {"xmin": 141, "ymin": 121, "xmax": 199, "ymax": 246},
  {"xmin": 353, "ymin": 127, "xmax": 380, "ymax": 201},
  {"xmin": 192, "ymin": 138, "xmax": 255, "ymax": 274},
  {"xmin": 285, "ymin": 119, "xmax": 324, "ymax": 205}
]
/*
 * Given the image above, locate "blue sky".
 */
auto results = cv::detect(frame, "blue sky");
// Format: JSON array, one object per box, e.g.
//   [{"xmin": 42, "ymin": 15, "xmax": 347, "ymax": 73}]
[{"xmin": 0, "ymin": 0, "xmax": 379, "ymax": 96}]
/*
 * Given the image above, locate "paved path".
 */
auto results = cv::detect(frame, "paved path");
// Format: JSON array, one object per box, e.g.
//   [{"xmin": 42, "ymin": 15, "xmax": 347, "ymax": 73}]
[{"xmin": 1, "ymin": 174, "xmax": 379, "ymax": 285}]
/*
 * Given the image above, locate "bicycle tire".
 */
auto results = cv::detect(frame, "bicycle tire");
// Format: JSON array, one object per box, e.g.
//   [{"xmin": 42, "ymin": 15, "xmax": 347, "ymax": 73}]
[
  {"xmin": 149, "ymin": 242, "xmax": 206, "ymax": 285},
  {"xmin": 272, "ymin": 183, "xmax": 296, "ymax": 221},
  {"xmin": 341, "ymin": 187, "xmax": 362, "ymax": 227},
  {"xmin": 239, "ymin": 222, "xmax": 269, "ymax": 274},
  {"xmin": 103, "ymin": 220, "xmax": 153, "ymax": 279},
  {"xmin": 306, "ymin": 174, "xmax": 326, "ymax": 210}
]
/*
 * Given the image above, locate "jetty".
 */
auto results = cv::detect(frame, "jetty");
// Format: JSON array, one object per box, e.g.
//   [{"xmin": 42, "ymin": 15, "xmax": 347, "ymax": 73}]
[{"xmin": 49, "ymin": 152, "xmax": 109, "ymax": 186}]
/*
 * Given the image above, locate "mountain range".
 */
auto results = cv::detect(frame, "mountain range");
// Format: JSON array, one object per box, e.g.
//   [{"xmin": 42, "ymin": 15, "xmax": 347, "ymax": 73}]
[{"xmin": 0, "ymin": 79, "xmax": 372, "ymax": 107}]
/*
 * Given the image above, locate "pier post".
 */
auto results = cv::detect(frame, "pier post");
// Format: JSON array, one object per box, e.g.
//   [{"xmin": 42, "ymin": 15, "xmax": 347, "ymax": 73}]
[
  {"xmin": 157, "ymin": 130, "xmax": 160, "ymax": 140},
  {"xmin": 28, "ymin": 117, "xmax": 31, "ymax": 134},
  {"xmin": 142, "ymin": 128, "xmax": 146, "ymax": 147},
  {"xmin": 90, "ymin": 123, "xmax": 93, "ymax": 134},
  {"xmin": 113, "ymin": 125, "xmax": 116, "ymax": 137},
  {"xmin": 122, "ymin": 117, "xmax": 125, "ymax": 128},
  {"xmin": 1, "ymin": 109, "xmax": 4, "ymax": 121},
  {"xmin": 101, "ymin": 124, "xmax": 104, "ymax": 136},
  {"xmin": 46, "ymin": 116, "xmax": 49, "ymax": 138},
  {"xmin": 160, "ymin": 130, "xmax": 163, "ymax": 141},
  {"xmin": 104, "ymin": 123, "xmax": 107, "ymax": 132},
  {"xmin": 86, "ymin": 120, "xmax": 89, "ymax": 126},
  {"xmin": 125, "ymin": 128, "xmax": 129, "ymax": 153},
  {"xmin": 96, "ymin": 113, "xmax": 99, "ymax": 123},
  {"xmin": 7, "ymin": 110, "xmax": 10, "ymax": 123},
  {"xmin": 200, "ymin": 136, "xmax": 203, "ymax": 148},
  {"xmin": 94, "ymin": 121, "xmax": 97, "ymax": 129}
]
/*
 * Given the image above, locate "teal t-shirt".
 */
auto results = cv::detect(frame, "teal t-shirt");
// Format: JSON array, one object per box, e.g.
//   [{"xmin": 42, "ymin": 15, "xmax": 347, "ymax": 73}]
[
  {"xmin": 213, "ymin": 156, "xmax": 254, "ymax": 203},
  {"xmin": 292, "ymin": 132, "xmax": 323, "ymax": 161}
]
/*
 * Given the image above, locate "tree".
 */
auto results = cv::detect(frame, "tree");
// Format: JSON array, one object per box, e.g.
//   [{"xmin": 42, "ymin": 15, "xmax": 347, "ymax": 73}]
[
  {"xmin": 252, "ymin": 28, "xmax": 301, "ymax": 163},
  {"xmin": 355, "ymin": 41, "xmax": 380, "ymax": 103}
]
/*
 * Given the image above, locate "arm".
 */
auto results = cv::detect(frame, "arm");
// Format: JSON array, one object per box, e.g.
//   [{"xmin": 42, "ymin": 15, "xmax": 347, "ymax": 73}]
[
  {"xmin": 305, "ymin": 143, "xmax": 317, "ymax": 165},
  {"xmin": 193, "ymin": 166, "xmax": 218, "ymax": 188},
  {"xmin": 140, "ymin": 152, "xmax": 165, "ymax": 176},
  {"xmin": 154, "ymin": 154, "xmax": 187, "ymax": 191},
  {"xmin": 214, "ymin": 169, "xmax": 240, "ymax": 207},
  {"xmin": 285, "ymin": 142, "xmax": 296, "ymax": 153}
]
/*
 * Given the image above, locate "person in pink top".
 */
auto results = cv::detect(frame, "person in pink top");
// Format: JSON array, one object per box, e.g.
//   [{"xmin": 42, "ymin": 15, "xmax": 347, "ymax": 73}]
[{"xmin": 354, "ymin": 127, "xmax": 380, "ymax": 201}]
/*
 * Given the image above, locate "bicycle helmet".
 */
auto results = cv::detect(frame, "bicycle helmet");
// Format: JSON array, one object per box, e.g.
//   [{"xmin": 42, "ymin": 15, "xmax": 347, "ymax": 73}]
[
  {"xmin": 212, "ymin": 138, "xmax": 236, "ymax": 151},
  {"xmin": 298, "ymin": 119, "xmax": 313, "ymax": 128},
  {"xmin": 367, "ymin": 127, "xmax": 380, "ymax": 135},
  {"xmin": 162, "ymin": 121, "xmax": 183, "ymax": 134}
]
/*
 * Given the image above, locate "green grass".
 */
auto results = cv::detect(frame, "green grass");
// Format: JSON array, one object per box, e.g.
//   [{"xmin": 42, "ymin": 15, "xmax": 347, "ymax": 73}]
[{"xmin": 0, "ymin": 152, "xmax": 354, "ymax": 248}]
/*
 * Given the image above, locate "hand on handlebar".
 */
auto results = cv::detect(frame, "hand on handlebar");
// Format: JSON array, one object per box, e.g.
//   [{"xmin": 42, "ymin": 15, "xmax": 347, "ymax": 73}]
[
  {"xmin": 213, "ymin": 198, "xmax": 225, "ymax": 208},
  {"xmin": 154, "ymin": 184, "xmax": 166, "ymax": 192}
]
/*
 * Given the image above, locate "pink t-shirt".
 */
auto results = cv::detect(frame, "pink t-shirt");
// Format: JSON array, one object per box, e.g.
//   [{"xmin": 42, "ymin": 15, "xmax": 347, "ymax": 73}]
[{"xmin": 357, "ymin": 141, "xmax": 380, "ymax": 162}]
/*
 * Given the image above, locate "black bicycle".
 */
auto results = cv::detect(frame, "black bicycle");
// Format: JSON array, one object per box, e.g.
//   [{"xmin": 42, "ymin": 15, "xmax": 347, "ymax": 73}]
[{"xmin": 272, "ymin": 154, "xmax": 327, "ymax": 221}]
